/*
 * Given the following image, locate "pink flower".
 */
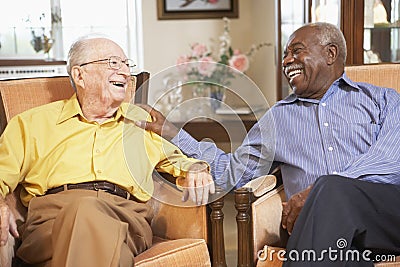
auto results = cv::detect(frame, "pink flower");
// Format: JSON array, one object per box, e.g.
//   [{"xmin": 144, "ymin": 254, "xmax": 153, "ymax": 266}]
[
  {"xmin": 177, "ymin": 55, "xmax": 190, "ymax": 65},
  {"xmin": 191, "ymin": 43, "xmax": 208, "ymax": 58},
  {"xmin": 197, "ymin": 57, "xmax": 217, "ymax": 77},
  {"xmin": 176, "ymin": 55, "xmax": 191, "ymax": 71},
  {"xmin": 229, "ymin": 54, "xmax": 250, "ymax": 72}
]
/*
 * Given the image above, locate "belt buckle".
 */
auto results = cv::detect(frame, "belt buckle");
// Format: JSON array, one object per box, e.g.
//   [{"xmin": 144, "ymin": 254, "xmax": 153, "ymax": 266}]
[{"xmin": 93, "ymin": 182, "xmax": 99, "ymax": 191}]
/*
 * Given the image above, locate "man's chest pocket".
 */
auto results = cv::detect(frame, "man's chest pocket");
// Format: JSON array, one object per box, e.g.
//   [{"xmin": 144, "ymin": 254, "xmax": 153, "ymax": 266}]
[{"xmin": 332, "ymin": 122, "xmax": 381, "ymax": 152}]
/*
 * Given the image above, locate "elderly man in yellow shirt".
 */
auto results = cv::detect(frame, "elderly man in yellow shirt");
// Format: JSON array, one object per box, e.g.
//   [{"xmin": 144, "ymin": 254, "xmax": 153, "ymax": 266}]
[{"xmin": 0, "ymin": 36, "xmax": 215, "ymax": 267}]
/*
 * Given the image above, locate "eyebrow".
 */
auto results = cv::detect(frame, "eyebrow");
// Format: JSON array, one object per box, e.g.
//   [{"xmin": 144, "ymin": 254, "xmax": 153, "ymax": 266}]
[
  {"xmin": 284, "ymin": 42, "xmax": 305, "ymax": 53},
  {"xmin": 288, "ymin": 41, "xmax": 305, "ymax": 48}
]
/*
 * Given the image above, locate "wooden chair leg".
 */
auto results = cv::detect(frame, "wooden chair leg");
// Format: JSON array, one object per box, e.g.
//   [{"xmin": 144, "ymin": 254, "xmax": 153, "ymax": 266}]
[
  {"xmin": 235, "ymin": 187, "xmax": 253, "ymax": 267},
  {"xmin": 209, "ymin": 189, "xmax": 227, "ymax": 267}
]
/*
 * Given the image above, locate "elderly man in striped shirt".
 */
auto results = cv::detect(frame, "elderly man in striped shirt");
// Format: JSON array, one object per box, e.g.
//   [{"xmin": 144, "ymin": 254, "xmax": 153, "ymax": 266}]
[{"xmin": 138, "ymin": 22, "xmax": 400, "ymax": 266}]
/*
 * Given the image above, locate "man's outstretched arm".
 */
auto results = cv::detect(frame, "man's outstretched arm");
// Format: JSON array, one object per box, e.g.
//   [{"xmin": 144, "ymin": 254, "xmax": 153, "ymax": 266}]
[{"xmin": 136, "ymin": 104, "xmax": 275, "ymax": 190}]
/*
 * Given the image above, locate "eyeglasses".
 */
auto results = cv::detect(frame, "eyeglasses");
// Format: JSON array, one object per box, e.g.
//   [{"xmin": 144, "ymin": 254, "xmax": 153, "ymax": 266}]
[{"xmin": 79, "ymin": 56, "xmax": 136, "ymax": 71}]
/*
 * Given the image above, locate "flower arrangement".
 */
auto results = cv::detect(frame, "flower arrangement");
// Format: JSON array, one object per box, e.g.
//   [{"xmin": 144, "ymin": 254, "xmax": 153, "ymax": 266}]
[
  {"xmin": 177, "ymin": 17, "xmax": 269, "ymax": 84},
  {"xmin": 176, "ymin": 17, "xmax": 271, "ymax": 110}
]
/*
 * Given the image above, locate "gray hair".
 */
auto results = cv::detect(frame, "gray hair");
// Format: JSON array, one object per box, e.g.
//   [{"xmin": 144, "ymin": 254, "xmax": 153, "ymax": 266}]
[
  {"xmin": 305, "ymin": 22, "xmax": 347, "ymax": 65},
  {"xmin": 66, "ymin": 33, "xmax": 111, "ymax": 89}
]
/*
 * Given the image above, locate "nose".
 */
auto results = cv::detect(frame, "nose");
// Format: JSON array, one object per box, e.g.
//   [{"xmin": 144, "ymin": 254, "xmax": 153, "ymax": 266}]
[
  {"xmin": 117, "ymin": 64, "xmax": 131, "ymax": 78},
  {"xmin": 282, "ymin": 53, "xmax": 294, "ymax": 67}
]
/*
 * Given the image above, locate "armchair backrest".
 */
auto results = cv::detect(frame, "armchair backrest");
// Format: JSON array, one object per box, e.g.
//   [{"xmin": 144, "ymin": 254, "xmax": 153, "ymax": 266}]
[
  {"xmin": 345, "ymin": 63, "xmax": 400, "ymax": 92},
  {"xmin": 0, "ymin": 72, "xmax": 149, "ymax": 133}
]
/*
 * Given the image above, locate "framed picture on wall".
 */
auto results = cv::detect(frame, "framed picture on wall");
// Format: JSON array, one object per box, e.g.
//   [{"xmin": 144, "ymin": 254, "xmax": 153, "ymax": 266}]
[{"xmin": 157, "ymin": 0, "xmax": 239, "ymax": 20}]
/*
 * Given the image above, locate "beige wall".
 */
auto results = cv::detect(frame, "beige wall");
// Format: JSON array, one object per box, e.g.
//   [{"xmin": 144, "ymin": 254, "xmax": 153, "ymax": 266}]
[{"xmin": 141, "ymin": 0, "xmax": 277, "ymax": 107}]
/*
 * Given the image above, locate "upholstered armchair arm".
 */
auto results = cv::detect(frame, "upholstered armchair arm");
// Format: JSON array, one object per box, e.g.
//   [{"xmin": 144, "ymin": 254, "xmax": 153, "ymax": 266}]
[
  {"xmin": 150, "ymin": 175, "xmax": 227, "ymax": 267},
  {"xmin": 0, "ymin": 188, "xmax": 26, "ymax": 267},
  {"xmin": 235, "ymin": 174, "xmax": 288, "ymax": 267}
]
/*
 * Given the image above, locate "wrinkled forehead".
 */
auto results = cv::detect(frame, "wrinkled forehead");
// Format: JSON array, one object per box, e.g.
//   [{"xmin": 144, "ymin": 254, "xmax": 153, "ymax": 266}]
[
  {"xmin": 85, "ymin": 38, "xmax": 126, "ymax": 59},
  {"xmin": 285, "ymin": 27, "xmax": 320, "ymax": 50}
]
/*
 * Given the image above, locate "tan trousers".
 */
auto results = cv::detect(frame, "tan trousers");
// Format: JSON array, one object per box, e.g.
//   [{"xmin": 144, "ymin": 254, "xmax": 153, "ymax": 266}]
[{"xmin": 16, "ymin": 189, "xmax": 153, "ymax": 267}]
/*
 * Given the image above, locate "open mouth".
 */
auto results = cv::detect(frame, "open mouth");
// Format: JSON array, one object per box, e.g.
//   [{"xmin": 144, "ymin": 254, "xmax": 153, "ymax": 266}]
[
  {"xmin": 111, "ymin": 81, "xmax": 126, "ymax": 89},
  {"xmin": 284, "ymin": 64, "xmax": 304, "ymax": 82},
  {"xmin": 287, "ymin": 69, "xmax": 302, "ymax": 79}
]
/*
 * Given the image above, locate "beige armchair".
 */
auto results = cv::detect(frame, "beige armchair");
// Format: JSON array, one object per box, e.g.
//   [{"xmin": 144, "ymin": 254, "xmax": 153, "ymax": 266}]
[
  {"xmin": 235, "ymin": 64, "xmax": 400, "ymax": 267},
  {"xmin": 0, "ymin": 74, "xmax": 227, "ymax": 267}
]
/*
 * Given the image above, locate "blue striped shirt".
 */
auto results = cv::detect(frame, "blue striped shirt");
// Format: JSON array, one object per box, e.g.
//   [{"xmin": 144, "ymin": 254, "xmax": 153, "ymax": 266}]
[{"xmin": 172, "ymin": 73, "xmax": 400, "ymax": 198}]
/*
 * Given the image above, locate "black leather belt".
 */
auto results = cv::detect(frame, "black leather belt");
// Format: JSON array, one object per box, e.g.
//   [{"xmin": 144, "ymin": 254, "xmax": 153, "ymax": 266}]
[{"xmin": 46, "ymin": 181, "xmax": 132, "ymax": 200}]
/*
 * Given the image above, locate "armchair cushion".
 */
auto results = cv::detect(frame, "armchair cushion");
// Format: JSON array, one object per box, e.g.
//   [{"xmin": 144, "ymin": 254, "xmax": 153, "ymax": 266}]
[
  {"xmin": 135, "ymin": 238, "xmax": 210, "ymax": 267},
  {"xmin": 255, "ymin": 246, "xmax": 284, "ymax": 267}
]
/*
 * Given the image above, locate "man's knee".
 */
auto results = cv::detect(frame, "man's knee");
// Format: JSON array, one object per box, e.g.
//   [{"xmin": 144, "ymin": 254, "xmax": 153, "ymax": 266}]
[{"xmin": 312, "ymin": 175, "xmax": 357, "ymax": 202}]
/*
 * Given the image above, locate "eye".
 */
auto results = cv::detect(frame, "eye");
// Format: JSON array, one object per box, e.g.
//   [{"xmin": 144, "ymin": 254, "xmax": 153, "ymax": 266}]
[
  {"xmin": 292, "ymin": 47, "xmax": 303, "ymax": 54},
  {"xmin": 110, "ymin": 59, "xmax": 119, "ymax": 66}
]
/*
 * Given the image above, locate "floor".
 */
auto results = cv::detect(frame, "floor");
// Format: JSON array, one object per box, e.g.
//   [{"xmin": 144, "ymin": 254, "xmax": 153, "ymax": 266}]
[{"xmin": 222, "ymin": 192, "xmax": 238, "ymax": 267}]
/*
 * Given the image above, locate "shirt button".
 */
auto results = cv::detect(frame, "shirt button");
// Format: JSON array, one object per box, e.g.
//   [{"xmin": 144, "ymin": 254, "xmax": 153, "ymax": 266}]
[
  {"xmin": 323, "ymin": 122, "xmax": 329, "ymax": 127},
  {"xmin": 321, "ymin": 102, "xmax": 327, "ymax": 107},
  {"xmin": 328, "ymin": 146, "xmax": 334, "ymax": 151},
  {"xmin": 332, "ymin": 171, "xmax": 338, "ymax": 174},
  {"xmin": 96, "ymin": 149, "xmax": 101, "ymax": 153},
  {"xmin": 97, "ymin": 169, "xmax": 102, "ymax": 174}
]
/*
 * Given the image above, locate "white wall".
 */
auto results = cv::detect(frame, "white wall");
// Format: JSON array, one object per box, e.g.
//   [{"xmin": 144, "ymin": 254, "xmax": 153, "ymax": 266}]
[{"xmin": 141, "ymin": 0, "xmax": 277, "ymax": 107}]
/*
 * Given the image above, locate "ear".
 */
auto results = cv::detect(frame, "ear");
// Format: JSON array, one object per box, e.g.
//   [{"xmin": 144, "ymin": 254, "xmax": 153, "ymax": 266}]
[
  {"xmin": 71, "ymin": 66, "xmax": 85, "ymax": 89},
  {"xmin": 326, "ymin": 44, "xmax": 339, "ymax": 65}
]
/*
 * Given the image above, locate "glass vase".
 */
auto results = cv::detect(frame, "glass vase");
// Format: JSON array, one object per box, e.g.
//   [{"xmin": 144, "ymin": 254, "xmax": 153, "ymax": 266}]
[
  {"xmin": 191, "ymin": 83, "xmax": 211, "ymax": 117},
  {"xmin": 209, "ymin": 85, "xmax": 226, "ymax": 111}
]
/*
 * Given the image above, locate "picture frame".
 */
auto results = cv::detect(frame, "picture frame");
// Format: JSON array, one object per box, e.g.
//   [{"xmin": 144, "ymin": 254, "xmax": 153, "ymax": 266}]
[{"xmin": 157, "ymin": 0, "xmax": 239, "ymax": 20}]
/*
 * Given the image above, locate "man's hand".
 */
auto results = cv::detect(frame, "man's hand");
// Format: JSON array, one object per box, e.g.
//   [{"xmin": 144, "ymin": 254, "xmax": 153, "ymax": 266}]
[
  {"xmin": 182, "ymin": 163, "xmax": 215, "ymax": 206},
  {"xmin": 135, "ymin": 104, "xmax": 179, "ymax": 141},
  {"xmin": 0, "ymin": 198, "xmax": 19, "ymax": 246},
  {"xmin": 281, "ymin": 184, "xmax": 313, "ymax": 234}
]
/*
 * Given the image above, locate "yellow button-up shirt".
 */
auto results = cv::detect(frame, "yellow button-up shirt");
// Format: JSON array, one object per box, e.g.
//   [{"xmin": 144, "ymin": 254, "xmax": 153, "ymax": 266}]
[{"xmin": 0, "ymin": 94, "xmax": 200, "ymax": 205}]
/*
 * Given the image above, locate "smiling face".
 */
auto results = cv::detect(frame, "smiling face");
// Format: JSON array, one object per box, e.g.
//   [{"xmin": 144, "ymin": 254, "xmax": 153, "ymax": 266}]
[
  {"xmin": 282, "ymin": 25, "xmax": 341, "ymax": 99},
  {"xmin": 70, "ymin": 38, "xmax": 131, "ymax": 121},
  {"xmin": 79, "ymin": 38, "xmax": 130, "ymax": 104}
]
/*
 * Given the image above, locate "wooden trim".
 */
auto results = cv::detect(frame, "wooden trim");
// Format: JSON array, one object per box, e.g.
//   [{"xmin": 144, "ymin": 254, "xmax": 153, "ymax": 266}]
[
  {"xmin": 157, "ymin": 0, "xmax": 239, "ymax": 20},
  {"xmin": 340, "ymin": 0, "xmax": 364, "ymax": 65},
  {"xmin": 175, "ymin": 117, "xmax": 256, "ymax": 144},
  {"xmin": 275, "ymin": 0, "xmax": 283, "ymax": 101},
  {"xmin": 353, "ymin": 0, "xmax": 365, "ymax": 65},
  {"xmin": 134, "ymin": 71, "xmax": 150, "ymax": 104},
  {"xmin": 0, "ymin": 59, "xmax": 66, "ymax": 66}
]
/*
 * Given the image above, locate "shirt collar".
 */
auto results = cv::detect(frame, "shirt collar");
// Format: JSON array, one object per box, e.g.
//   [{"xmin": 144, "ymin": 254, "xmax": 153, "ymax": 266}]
[
  {"xmin": 279, "ymin": 72, "xmax": 360, "ymax": 105},
  {"xmin": 57, "ymin": 94, "xmax": 130, "ymax": 124},
  {"xmin": 57, "ymin": 94, "xmax": 81, "ymax": 124}
]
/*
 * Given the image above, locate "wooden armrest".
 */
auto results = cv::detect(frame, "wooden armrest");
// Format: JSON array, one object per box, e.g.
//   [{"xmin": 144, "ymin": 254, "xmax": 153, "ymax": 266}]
[{"xmin": 243, "ymin": 175, "xmax": 277, "ymax": 198}]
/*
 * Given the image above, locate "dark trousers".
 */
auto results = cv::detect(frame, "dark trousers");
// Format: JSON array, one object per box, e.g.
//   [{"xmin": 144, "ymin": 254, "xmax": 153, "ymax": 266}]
[{"xmin": 283, "ymin": 175, "xmax": 400, "ymax": 267}]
